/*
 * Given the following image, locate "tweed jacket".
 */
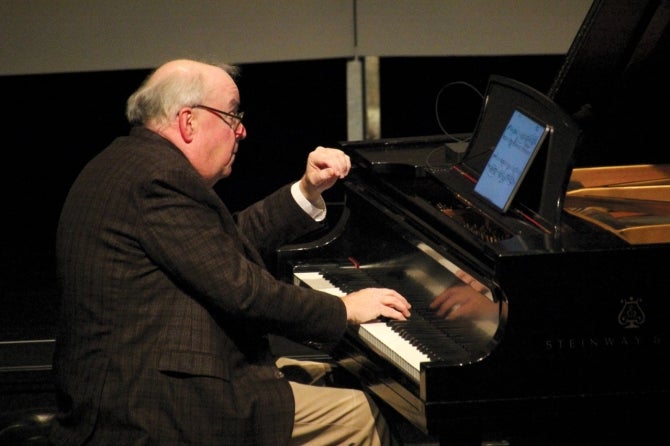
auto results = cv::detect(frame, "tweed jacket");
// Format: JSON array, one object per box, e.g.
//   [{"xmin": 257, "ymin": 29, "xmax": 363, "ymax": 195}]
[{"xmin": 49, "ymin": 127, "xmax": 347, "ymax": 445}]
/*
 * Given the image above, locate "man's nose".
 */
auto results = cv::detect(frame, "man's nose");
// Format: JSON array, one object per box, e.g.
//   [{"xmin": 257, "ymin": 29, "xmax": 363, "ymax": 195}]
[{"xmin": 235, "ymin": 123, "xmax": 247, "ymax": 140}]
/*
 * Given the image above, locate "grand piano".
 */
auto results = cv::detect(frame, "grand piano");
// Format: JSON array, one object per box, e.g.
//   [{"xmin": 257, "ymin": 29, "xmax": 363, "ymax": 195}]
[{"xmin": 276, "ymin": 1, "xmax": 670, "ymax": 444}]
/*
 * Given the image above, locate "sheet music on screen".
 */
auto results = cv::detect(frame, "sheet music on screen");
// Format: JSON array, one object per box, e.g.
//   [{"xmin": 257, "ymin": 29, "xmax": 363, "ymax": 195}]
[{"xmin": 474, "ymin": 109, "xmax": 549, "ymax": 212}]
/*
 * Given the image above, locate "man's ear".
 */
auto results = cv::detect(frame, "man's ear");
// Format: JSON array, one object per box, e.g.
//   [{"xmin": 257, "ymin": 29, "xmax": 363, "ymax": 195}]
[{"xmin": 177, "ymin": 108, "xmax": 195, "ymax": 143}]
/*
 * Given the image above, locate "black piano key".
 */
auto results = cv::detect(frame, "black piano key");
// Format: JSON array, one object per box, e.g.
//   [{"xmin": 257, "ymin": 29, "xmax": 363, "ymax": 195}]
[{"xmin": 319, "ymin": 267, "xmax": 491, "ymax": 363}]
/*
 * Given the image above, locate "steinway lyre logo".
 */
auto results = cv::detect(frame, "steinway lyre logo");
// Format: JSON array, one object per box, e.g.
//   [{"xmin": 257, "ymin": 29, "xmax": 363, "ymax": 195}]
[{"xmin": 618, "ymin": 296, "xmax": 645, "ymax": 329}]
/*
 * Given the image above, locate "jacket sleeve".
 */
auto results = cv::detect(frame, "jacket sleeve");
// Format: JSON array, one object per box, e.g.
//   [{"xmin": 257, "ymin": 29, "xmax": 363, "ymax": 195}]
[
  {"xmin": 136, "ymin": 171, "xmax": 346, "ymax": 343},
  {"xmin": 233, "ymin": 183, "xmax": 327, "ymax": 262}
]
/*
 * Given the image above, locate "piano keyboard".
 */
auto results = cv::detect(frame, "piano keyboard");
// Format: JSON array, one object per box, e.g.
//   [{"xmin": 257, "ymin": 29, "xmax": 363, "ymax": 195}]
[
  {"xmin": 293, "ymin": 271, "xmax": 346, "ymax": 297},
  {"xmin": 295, "ymin": 270, "xmax": 432, "ymax": 382},
  {"xmin": 356, "ymin": 322, "xmax": 430, "ymax": 382}
]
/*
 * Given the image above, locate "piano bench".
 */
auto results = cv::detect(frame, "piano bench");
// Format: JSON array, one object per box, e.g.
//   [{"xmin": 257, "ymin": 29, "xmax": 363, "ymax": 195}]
[{"xmin": 0, "ymin": 407, "xmax": 54, "ymax": 445}]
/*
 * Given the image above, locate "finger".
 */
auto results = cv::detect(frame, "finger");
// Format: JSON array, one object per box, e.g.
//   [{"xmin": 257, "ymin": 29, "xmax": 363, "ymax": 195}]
[
  {"xmin": 384, "ymin": 296, "xmax": 412, "ymax": 317},
  {"xmin": 382, "ymin": 288, "xmax": 411, "ymax": 306},
  {"xmin": 316, "ymin": 148, "xmax": 349, "ymax": 176},
  {"xmin": 311, "ymin": 160, "xmax": 346, "ymax": 182},
  {"xmin": 324, "ymin": 156, "xmax": 350, "ymax": 178},
  {"xmin": 380, "ymin": 305, "xmax": 408, "ymax": 321}
]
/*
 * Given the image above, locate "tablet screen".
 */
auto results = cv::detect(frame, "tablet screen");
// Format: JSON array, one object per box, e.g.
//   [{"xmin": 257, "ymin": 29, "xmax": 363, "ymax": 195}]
[{"xmin": 474, "ymin": 109, "xmax": 549, "ymax": 212}]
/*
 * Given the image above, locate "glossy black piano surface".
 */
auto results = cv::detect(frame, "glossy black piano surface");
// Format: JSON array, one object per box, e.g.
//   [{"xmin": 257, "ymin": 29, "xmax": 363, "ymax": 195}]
[
  {"xmin": 278, "ymin": 138, "xmax": 670, "ymax": 444},
  {"xmin": 276, "ymin": 2, "xmax": 670, "ymax": 439},
  {"xmin": 276, "ymin": 68, "xmax": 670, "ymax": 443}
]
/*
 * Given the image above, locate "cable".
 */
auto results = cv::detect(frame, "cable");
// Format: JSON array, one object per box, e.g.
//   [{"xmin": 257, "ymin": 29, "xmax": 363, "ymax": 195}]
[{"xmin": 434, "ymin": 81, "xmax": 484, "ymax": 142}]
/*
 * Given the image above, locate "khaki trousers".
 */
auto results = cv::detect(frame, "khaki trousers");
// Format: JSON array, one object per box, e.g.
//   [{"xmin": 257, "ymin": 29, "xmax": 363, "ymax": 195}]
[{"xmin": 276, "ymin": 358, "xmax": 395, "ymax": 446}]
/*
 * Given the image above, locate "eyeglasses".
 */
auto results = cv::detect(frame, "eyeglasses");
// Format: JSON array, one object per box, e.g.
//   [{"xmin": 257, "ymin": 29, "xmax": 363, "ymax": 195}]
[{"xmin": 193, "ymin": 104, "xmax": 244, "ymax": 132}]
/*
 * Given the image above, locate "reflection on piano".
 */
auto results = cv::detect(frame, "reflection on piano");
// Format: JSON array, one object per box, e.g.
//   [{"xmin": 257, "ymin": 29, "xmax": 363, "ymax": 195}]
[
  {"xmin": 294, "ymin": 248, "xmax": 501, "ymax": 384},
  {"xmin": 276, "ymin": 72, "xmax": 670, "ymax": 444}
]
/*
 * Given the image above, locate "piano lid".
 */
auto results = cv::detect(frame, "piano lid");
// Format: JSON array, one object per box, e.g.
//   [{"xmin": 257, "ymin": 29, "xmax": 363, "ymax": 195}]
[{"xmin": 548, "ymin": 0, "xmax": 670, "ymax": 167}]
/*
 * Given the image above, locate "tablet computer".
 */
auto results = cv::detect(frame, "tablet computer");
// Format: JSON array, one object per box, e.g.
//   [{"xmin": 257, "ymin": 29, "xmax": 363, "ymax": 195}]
[{"xmin": 474, "ymin": 109, "xmax": 549, "ymax": 212}]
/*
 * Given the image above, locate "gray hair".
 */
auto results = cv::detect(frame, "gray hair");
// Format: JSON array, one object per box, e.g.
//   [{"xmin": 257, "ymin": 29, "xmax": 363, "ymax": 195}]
[{"xmin": 126, "ymin": 61, "xmax": 239, "ymax": 127}]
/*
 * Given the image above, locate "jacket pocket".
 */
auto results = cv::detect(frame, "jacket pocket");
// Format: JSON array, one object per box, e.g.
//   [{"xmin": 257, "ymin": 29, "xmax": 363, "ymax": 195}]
[{"xmin": 158, "ymin": 350, "xmax": 230, "ymax": 381}]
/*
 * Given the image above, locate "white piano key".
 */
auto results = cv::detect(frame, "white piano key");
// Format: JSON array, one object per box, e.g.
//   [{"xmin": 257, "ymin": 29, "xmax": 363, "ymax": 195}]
[
  {"xmin": 358, "ymin": 322, "xmax": 430, "ymax": 382},
  {"xmin": 294, "ymin": 270, "xmax": 431, "ymax": 382},
  {"xmin": 294, "ymin": 271, "xmax": 346, "ymax": 296}
]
